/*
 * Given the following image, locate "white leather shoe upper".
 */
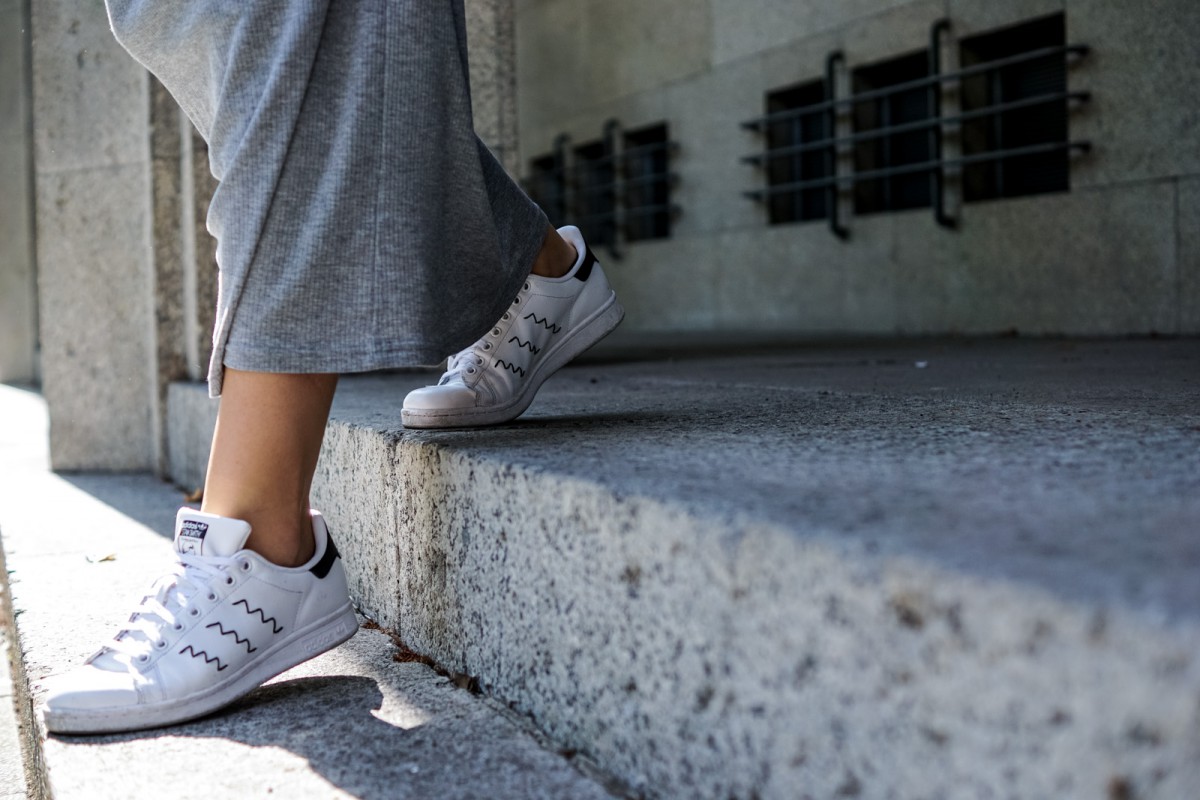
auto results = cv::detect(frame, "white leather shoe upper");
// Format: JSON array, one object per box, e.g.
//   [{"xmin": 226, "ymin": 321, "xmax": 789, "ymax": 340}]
[
  {"xmin": 404, "ymin": 225, "xmax": 614, "ymax": 415},
  {"xmin": 41, "ymin": 508, "xmax": 352, "ymax": 725}
]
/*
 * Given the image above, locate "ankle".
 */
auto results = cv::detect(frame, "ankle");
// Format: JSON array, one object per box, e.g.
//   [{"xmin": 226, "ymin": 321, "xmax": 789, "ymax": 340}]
[
  {"xmin": 204, "ymin": 504, "xmax": 316, "ymax": 568},
  {"xmin": 246, "ymin": 522, "xmax": 315, "ymax": 567},
  {"xmin": 530, "ymin": 227, "xmax": 578, "ymax": 278}
]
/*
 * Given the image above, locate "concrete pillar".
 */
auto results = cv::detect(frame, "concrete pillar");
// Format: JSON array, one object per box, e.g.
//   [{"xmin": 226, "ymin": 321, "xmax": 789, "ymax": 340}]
[
  {"xmin": 31, "ymin": 1, "xmax": 156, "ymax": 470},
  {"xmin": 466, "ymin": 0, "xmax": 521, "ymax": 176},
  {"xmin": 0, "ymin": 0, "xmax": 38, "ymax": 384}
]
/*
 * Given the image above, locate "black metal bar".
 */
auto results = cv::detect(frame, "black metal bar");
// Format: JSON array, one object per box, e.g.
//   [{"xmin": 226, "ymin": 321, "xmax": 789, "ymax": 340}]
[
  {"xmin": 621, "ymin": 171, "xmax": 675, "ymax": 190},
  {"xmin": 603, "ymin": 118, "xmax": 623, "ymax": 260},
  {"xmin": 575, "ymin": 182, "xmax": 619, "ymax": 197},
  {"xmin": 929, "ymin": 19, "xmax": 955, "ymax": 228},
  {"xmin": 620, "ymin": 204, "xmax": 679, "ymax": 218},
  {"xmin": 742, "ymin": 43, "xmax": 1088, "ymax": 130},
  {"xmin": 742, "ymin": 101, "xmax": 837, "ymax": 131},
  {"xmin": 745, "ymin": 140, "xmax": 1091, "ymax": 198},
  {"xmin": 620, "ymin": 140, "xmax": 675, "ymax": 159},
  {"xmin": 990, "ymin": 65, "xmax": 1005, "ymax": 197},
  {"xmin": 742, "ymin": 91, "xmax": 1090, "ymax": 164},
  {"xmin": 826, "ymin": 51, "xmax": 848, "ymax": 239},
  {"xmin": 553, "ymin": 133, "xmax": 570, "ymax": 223}
]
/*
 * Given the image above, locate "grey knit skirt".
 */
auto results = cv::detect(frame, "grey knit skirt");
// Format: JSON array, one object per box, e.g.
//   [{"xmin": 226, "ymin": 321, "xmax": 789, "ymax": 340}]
[{"xmin": 105, "ymin": 1, "xmax": 548, "ymax": 396}]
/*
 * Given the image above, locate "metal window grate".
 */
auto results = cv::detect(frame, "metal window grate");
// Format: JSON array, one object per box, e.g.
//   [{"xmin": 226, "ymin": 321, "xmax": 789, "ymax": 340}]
[
  {"xmin": 959, "ymin": 14, "xmax": 1070, "ymax": 202},
  {"xmin": 853, "ymin": 51, "xmax": 934, "ymax": 215},
  {"xmin": 742, "ymin": 13, "xmax": 1090, "ymax": 237},
  {"xmin": 572, "ymin": 130, "xmax": 619, "ymax": 249},
  {"xmin": 623, "ymin": 124, "xmax": 673, "ymax": 242},
  {"xmin": 761, "ymin": 80, "xmax": 832, "ymax": 224},
  {"xmin": 524, "ymin": 120, "xmax": 678, "ymax": 257}
]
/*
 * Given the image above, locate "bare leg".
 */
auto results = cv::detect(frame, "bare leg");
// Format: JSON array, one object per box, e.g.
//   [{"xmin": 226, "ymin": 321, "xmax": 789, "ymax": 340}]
[
  {"xmin": 200, "ymin": 230, "xmax": 571, "ymax": 566},
  {"xmin": 201, "ymin": 368, "xmax": 337, "ymax": 567}
]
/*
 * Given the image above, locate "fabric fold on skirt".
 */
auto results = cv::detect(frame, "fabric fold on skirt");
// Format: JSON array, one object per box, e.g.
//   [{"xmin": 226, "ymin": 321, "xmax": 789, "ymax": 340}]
[{"xmin": 106, "ymin": 0, "xmax": 548, "ymax": 396}]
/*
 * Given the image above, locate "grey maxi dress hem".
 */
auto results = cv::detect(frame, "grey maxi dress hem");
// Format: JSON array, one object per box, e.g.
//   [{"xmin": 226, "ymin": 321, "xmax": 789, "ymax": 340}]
[{"xmin": 105, "ymin": 0, "xmax": 549, "ymax": 396}]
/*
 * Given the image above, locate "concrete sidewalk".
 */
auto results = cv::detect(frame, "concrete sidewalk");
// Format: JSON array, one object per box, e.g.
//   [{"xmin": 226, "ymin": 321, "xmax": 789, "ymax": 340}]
[{"xmin": 0, "ymin": 385, "xmax": 618, "ymax": 800}]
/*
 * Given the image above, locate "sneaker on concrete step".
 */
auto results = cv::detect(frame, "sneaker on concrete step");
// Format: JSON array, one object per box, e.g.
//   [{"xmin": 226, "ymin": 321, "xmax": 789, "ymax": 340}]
[
  {"xmin": 40, "ymin": 508, "xmax": 358, "ymax": 735},
  {"xmin": 402, "ymin": 225, "xmax": 623, "ymax": 429}
]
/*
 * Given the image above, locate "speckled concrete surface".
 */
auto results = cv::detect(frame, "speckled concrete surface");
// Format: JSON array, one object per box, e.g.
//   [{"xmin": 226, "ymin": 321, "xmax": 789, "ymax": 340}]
[
  {"xmin": 0, "ymin": 385, "xmax": 615, "ymax": 800},
  {"xmin": 298, "ymin": 339, "xmax": 1200, "ymax": 800},
  {"xmin": 1, "ymin": 607, "xmax": 29, "ymax": 800}
]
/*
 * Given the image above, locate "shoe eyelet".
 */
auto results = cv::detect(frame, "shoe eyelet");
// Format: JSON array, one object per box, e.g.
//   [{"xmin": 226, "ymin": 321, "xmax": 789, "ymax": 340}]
[
  {"xmin": 207, "ymin": 592, "xmax": 217, "ymax": 602},
  {"xmin": 240, "ymin": 560, "xmax": 252, "ymax": 572},
  {"xmin": 173, "ymin": 623, "xmax": 183, "ymax": 631},
  {"xmin": 189, "ymin": 608, "xmax": 200, "ymax": 617},
  {"xmin": 138, "ymin": 654, "xmax": 150, "ymax": 663},
  {"xmin": 483, "ymin": 343, "xmax": 492, "ymax": 351},
  {"xmin": 492, "ymin": 328, "xmax": 501, "ymax": 336},
  {"xmin": 155, "ymin": 639, "xmax": 167, "ymax": 650},
  {"xmin": 502, "ymin": 313, "xmax": 510, "ymax": 321},
  {"xmin": 225, "ymin": 576, "xmax": 234, "ymax": 585},
  {"xmin": 524, "ymin": 282, "xmax": 531, "ymax": 291}
]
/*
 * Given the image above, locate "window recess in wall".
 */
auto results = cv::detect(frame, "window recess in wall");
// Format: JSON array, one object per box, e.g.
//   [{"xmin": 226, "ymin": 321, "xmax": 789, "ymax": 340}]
[
  {"xmin": 572, "ymin": 131, "xmax": 619, "ymax": 250},
  {"xmin": 741, "ymin": 79, "xmax": 833, "ymax": 225},
  {"xmin": 852, "ymin": 51, "xmax": 935, "ymax": 215},
  {"xmin": 524, "ymin": 120, "xmax": 678, "ymax": 258},
  {"xmin": 742, "ymin": 13, "xmax": 1090, "ymax": 238},
  {"xmin": 622, "ymin": 123, "xmax": 674, "ymax": 242},
  {"xmin": 959, "ymin": 14, "xmax": 1073, "ymax": 202}
]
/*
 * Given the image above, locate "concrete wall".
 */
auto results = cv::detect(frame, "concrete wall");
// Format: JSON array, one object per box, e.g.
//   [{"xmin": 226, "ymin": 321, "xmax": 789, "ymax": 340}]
[
  {"xmin": 515, "ymin": 0, "xmax": 1200, "ymax": 337},
  {"xmin": 0, "ymin": 0, "xmax": 38, "ymax": 384}
]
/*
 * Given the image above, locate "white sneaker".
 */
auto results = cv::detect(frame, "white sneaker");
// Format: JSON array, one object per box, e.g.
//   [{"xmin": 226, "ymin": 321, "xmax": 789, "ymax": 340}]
[
  {"xmin": 402, "ymin": 225, "xmax": 624, "ymax": 428},
  {"xmin": 40, "ymin": 508, "xmax": 358, "ymax": 734}
]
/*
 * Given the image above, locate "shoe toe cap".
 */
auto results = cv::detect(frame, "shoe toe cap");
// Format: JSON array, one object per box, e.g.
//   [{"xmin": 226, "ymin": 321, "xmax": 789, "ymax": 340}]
[
  {"xmin": 41, "ymin": 666, "xmax": 140, "ymax": 714},
  {"xmin": 403, "ymin": 384, "xmax": 478, "ymax": 411}
]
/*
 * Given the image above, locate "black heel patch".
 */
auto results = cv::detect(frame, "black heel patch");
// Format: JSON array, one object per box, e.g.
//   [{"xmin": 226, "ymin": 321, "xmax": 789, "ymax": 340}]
[
  {"xmin": 574, "ymin": 248, "xmax": 596, "ymax": 282},
  {"xmin": 311, "ymin": 530, "xmax": 340, "ymax": 579}
]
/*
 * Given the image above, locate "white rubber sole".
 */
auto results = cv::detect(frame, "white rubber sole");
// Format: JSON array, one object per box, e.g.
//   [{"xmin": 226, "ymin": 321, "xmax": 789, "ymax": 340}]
[
  {"xmin": 401, "ymin": 292, "xmax": 624, "ymax": 429},
  {"xmin": 41, "ymin": 603, "xmax": 359, "ymax": 735}
]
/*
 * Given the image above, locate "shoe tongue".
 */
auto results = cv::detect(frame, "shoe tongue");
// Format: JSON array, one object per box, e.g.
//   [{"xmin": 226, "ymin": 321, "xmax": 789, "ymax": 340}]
[{"xmin": 174, "ymin": 509, "xmax": 251, "ymax": 557}]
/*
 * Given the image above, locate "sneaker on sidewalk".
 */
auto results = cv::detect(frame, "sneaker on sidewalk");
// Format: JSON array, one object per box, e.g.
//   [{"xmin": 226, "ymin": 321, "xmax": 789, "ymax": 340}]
[
  {"xmin": 40, "ymin": 508, "xmax": 358, "ymax": 735},
  {"xmin": 402, "ymin": 225, "xmax": 624, "ymax": 429}
]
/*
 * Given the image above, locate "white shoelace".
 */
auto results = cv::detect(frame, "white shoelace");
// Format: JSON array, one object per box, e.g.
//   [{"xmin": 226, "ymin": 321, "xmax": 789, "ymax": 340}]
[
  {"xmin": 104, "ymin": 553, "xmax": 235, "ymax": 663},
  {"xmin": 438, "ymin": 283, "xmax": 531, "ymax": 386},
  {"xmin": 439, "ymin": 347, "xmax": 486, "ymax": 385}
]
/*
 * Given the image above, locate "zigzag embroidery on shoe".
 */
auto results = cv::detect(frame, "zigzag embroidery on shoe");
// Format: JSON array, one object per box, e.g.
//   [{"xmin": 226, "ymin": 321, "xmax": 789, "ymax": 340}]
[
  {"xmin": 523, "ymin": 312, "xmax": 561, "ymax": 334},
  {"xmin": 233, "ymin": 598, "xmax": 283, "ymax": 634},
  {"xmin": 495, "ymin": 359, "xmax": 527, "ymax": 377},
  {"xmin": 206, "ymin": 621, "xmax": 257, "ymax": 653},
  {"xmin": 179, "ymin": 644, "xmax": 228, "ymax": 671},
  {"xmin": 508, "ymin": 336, "xmax": 541, "ymax": 354}
]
